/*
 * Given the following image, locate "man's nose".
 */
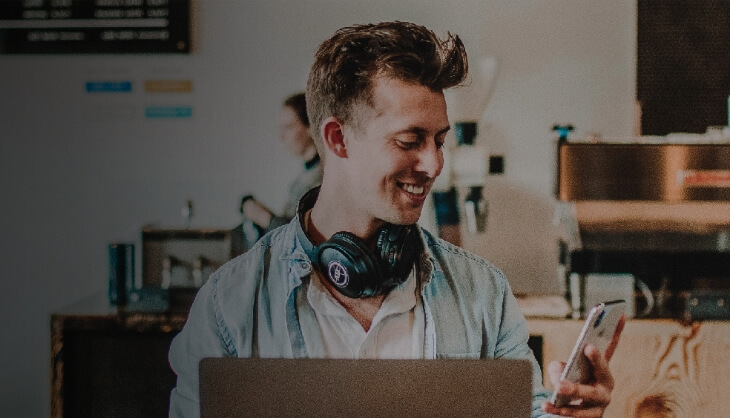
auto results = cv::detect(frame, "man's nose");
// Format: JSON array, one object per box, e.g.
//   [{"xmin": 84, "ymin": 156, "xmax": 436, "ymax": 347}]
[{"xmin": 415, "ymin": 141, "xmax": 443, "ymax": 178}]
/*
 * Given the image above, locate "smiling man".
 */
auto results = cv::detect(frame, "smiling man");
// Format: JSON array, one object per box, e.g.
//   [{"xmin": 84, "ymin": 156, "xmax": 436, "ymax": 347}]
[{"xmin": 168, "ymin": 21, "xmax": 622, "ymax": 418}]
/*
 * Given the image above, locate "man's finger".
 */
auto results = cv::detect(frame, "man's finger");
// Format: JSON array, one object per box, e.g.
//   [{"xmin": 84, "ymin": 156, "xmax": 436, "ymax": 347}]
[
  {"xmin": 547, "ymin": 360, "xmax": 565, "ymax": 387},
  {"xmin": 553, "ymin": 377, "xmax": 612, "ymax": 408},
  {"xmin": 584, "ymin": 344, "xmax": 614, "ymax": 391},
  {"xmin": 542, "ymin": 401, "xmax": 606, "ymax": 418},
  {"xmin": 552, "ymin": 380, "xmax": 596, "ymax": 403},
  {"xmin": 604, "ymin": 314, "xmax": 625, "ymax": 362}
]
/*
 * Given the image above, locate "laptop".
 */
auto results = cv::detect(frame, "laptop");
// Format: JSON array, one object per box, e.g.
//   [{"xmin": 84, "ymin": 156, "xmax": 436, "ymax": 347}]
[{"xmin": 199, "ymin": 357, "xmax": 533, "ymax": 417}]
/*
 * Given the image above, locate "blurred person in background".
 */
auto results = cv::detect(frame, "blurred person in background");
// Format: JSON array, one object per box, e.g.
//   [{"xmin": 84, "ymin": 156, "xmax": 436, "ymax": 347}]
[{"xmin": 230, "ymin": 92, "xmax": 323, "ymax": 258}]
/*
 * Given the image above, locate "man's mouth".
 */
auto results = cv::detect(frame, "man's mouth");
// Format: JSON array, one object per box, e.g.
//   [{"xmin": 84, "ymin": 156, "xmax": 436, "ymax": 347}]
[{"xmin": 400, "ymin": 183, "xmax": 426, "ymax": 196}]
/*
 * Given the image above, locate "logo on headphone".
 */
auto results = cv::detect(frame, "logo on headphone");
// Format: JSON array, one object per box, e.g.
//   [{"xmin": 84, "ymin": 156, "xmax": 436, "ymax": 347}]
[{"xmin": 327, "ymin": 261, "xmax": 349, "ymax": 287}]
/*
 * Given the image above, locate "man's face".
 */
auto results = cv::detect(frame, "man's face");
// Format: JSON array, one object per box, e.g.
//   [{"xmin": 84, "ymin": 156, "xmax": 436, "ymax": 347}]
[
  {"xmin": 342, "ymin": 77, "xmax": 449, "ymax": 226},
  {"xmin": 278, "ymin": 106, "xmax": 311, "ymax": 157}
]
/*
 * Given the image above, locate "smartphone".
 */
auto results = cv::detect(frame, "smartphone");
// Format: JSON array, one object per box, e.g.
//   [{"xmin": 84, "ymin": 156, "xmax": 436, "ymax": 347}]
[{"xmin": 549, "ymin": 299, "xmax": 626, "ymax": 407}]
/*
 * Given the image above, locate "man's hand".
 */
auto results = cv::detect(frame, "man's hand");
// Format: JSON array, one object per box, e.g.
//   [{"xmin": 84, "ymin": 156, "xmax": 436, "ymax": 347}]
[
  {"xmin": 541, "ymin": 315, "xmax": 626, "ymax": 417},
  {"xmin": 242, "ymin": 199, "xmax": 273, "ymax": 229}
]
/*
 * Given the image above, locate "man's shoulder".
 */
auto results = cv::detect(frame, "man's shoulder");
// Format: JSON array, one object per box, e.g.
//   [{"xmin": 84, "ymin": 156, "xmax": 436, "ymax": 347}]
[
  {"xmin": 212, "ymin": 221, "xmax": 297, "ymax": 288},
  {"xmin": 418, "ymin": 227, "xmax": 509, "ymax": 301},
  {"xmin": 420, "ymin": 228, "xmax": 503, "ymax": 275}
]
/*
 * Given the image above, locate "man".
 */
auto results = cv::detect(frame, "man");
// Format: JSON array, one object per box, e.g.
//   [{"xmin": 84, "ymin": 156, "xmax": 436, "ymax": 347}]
[
  {"xmin": 230, "ymin": 92, "xmax": 323, "ymax": 258},
  {"xmin": 169, "ymin": 21, "xmax": 623, "ymax": 417}
]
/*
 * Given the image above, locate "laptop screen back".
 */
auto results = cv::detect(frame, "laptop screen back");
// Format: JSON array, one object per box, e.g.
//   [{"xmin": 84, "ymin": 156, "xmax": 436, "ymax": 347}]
[{"xmin": 199, "ymin": 357, "xmax": 532, "ymax": 417}]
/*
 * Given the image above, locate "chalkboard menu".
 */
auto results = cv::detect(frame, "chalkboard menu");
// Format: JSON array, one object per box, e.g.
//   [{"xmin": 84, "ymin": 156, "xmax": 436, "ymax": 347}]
[{"xmin": 0, "ymin": 0, "xmax": 190, "ymax": 54}]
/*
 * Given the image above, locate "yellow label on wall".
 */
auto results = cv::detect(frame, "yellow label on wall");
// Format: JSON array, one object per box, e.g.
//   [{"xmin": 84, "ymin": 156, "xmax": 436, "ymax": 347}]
[{"xmin": 144, "ymin": 80, "xmax": 193, "ymax": 93}]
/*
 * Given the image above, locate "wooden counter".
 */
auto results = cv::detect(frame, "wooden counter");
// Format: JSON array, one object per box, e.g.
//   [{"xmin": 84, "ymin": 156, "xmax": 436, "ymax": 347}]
[
  {"xmin": 527, "ymin": 318, "xmax": 730, "ymax": 417},
  {"xmin": 52, "ymin": 293, "xmax": 730, "ymax": 417},
  {"xmin": 51, "ymin": 292, "xmax": 188, "ymax": 418}
]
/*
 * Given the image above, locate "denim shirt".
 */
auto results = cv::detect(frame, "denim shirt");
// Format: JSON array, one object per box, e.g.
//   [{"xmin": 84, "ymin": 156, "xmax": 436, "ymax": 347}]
[{"xmin": 168, "ymin": 214, "xmax": 555, "ymax": 417}]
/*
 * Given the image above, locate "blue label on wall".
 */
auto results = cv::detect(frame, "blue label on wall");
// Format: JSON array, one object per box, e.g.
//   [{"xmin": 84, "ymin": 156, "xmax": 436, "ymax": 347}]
[
  {"xmin": 86, "ymin": 81, "xmax": 132, "ymax": 93},
  {"xmin": 145, "ymin": 106, "xmax": 192, "ymax": 119}
]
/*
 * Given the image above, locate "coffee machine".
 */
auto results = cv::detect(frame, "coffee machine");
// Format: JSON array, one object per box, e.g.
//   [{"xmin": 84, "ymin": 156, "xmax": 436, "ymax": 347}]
[{"xmin": 556, "ymin": 137, "xmax": 730, "ymax": 320}]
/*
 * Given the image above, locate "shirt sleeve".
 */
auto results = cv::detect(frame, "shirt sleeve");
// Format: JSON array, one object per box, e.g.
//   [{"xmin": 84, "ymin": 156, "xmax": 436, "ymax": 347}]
[
  {"xmin": 168, "ymin": 276, "xmax": 233, "ymax": 418},
  {"xmin": 494, "ymin": 278, "xmax": 559, "ymax": 418}
]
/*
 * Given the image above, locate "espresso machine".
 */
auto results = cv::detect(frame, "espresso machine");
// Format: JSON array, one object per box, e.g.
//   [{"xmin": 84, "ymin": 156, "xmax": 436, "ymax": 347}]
[
  {"xmin": 139, "ymin": 227, "xmax": 231, "ymax": 311},
  {"xmin": 556, "ymin": 136, "xmax": 730, "ymax": 320}
]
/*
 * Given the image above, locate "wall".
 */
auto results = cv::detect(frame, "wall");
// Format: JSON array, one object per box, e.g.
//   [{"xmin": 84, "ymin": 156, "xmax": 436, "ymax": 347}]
[{"xmin": 0, "ymin": 1, "xmax": 636, "ymax": 416}]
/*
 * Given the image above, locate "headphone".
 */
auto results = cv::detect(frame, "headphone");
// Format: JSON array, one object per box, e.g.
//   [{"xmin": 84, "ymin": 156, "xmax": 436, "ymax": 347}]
[
  {"xmin": 310, "ymin": 224, "xmax": 421, "ymax": 298},
  {"xmin": 298, "ymin": 190, "xmax": 422, "ymax": 298}
]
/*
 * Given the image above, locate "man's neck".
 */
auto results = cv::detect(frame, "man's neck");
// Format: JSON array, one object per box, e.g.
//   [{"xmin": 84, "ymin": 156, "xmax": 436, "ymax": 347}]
[
  {"xmin": 316, "ymin": 269, "xmax": 386, "ymax": 332},
  {"xmin": 304, "ymin": 208, "xmax": 386, "ymax": 331},
  {"xmin": 309, "ymin": 185, "xmax": 383, "ymax": 244}
]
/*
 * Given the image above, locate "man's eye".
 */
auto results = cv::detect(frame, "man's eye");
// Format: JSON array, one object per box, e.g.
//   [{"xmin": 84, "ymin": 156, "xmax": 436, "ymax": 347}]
[
  {"xmin": 397, "ymin": 140, "xmax": 419, "ymax": 149},
  {"xmin": 435, "ymin": 140, "xmax": 445, "ymax": 149}
]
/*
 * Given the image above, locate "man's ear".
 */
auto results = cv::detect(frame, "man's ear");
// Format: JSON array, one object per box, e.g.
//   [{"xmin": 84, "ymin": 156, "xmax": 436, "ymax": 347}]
[{"xmin": 321, "ymin": 116, "xmax": 348, "ymax": 158}]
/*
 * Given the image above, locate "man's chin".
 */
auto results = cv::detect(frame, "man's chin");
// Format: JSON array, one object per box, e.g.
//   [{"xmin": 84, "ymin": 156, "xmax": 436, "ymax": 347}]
[{"xmin": 389, "ymin": 210, "xmax": 423, "ymax": 226}]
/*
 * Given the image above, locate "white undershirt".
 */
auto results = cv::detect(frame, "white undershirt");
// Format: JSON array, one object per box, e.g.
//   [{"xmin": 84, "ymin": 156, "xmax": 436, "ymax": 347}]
[{"xmin": 299, "ymin": 267, "xmax": 425, "ymax": 359}]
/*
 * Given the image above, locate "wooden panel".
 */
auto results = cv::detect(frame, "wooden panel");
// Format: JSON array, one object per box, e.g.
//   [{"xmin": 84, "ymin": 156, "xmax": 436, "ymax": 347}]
[{"xmin": 528, "ymin": 319, "xmax": 730, "ymax": 417}]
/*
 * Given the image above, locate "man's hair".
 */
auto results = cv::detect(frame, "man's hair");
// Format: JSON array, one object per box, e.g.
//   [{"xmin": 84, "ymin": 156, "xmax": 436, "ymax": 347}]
[
  {"xmin": 305, "ymin": 21, "xmax": 469, "ymax": 160},
  {"xmin": 283, "ymin": 92, "xmax": 309, "ymax": 127}
]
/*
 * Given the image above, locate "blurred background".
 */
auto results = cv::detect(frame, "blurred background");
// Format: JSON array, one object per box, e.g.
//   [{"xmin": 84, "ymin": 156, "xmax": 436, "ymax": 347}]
[{"xmin": 1, "ymin": 1, "xmax": 641, "ymax": 416}]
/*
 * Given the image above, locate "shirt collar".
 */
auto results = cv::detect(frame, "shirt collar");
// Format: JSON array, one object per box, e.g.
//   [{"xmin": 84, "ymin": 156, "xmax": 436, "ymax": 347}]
[
  {"xmin": 292, "ymin": 186, "xmax": 320, "ymax": 263},
  {"xmin": 307, "ymin": 265, "xmax": 418, "ymax": 320}
]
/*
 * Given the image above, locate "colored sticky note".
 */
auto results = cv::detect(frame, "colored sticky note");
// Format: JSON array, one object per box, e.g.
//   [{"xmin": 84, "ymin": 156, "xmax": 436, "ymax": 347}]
[
  {"xmin": 144, "ymin": 80, "xmax": 193, "ymax": 93},
  {"xmin": 145, "ymin": 106, "xmax": 193, "ymax": 118},
  {"xmin": 86, "ymin": 81, "xmax": 132, "ymax": 93}
]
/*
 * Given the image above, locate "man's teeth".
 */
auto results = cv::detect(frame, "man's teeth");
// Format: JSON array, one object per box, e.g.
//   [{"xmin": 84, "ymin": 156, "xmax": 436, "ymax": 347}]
[{"xmin": 404, "ymin": 184, "xmax": 425, "ymax": 195}]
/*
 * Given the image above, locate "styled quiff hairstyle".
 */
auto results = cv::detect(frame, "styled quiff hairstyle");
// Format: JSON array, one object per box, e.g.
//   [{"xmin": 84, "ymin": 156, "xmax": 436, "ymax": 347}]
[{"xmin": 305, "ymin": 21, "xmax": 469, "ymax": 161}]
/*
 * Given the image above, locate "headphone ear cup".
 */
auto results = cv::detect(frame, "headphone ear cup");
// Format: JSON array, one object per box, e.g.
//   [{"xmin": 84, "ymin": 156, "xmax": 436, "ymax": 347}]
[
  {"xmin": 318, "ymin": 232, "xmax": 385, "ymax": 298},
  {"xmin": 377, "ymin": 224, "xmax": 421, "ymax": 281}
]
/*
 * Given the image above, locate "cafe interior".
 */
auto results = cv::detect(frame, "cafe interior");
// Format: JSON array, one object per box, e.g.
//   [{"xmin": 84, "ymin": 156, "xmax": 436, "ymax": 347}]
[{"xmin": 3, "ymin": 1, "xmax": 730, "ymax": 416}]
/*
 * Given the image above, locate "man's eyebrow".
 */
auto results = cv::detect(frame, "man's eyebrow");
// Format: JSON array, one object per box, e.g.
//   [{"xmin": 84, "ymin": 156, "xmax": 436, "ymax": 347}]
[
  {"xmin": 437, "ymin": 126, "xmax": 451, "ymax": 136},
  {"xmin": 396, "ymin": 125, "xmax": 451, "ymax": 136}
]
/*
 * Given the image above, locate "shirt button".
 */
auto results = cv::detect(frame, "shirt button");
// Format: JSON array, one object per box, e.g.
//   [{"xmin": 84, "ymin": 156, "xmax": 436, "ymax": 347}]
[{"xmin": 300, "ymin": 262, "xmax": 308, "ymax": 269}]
